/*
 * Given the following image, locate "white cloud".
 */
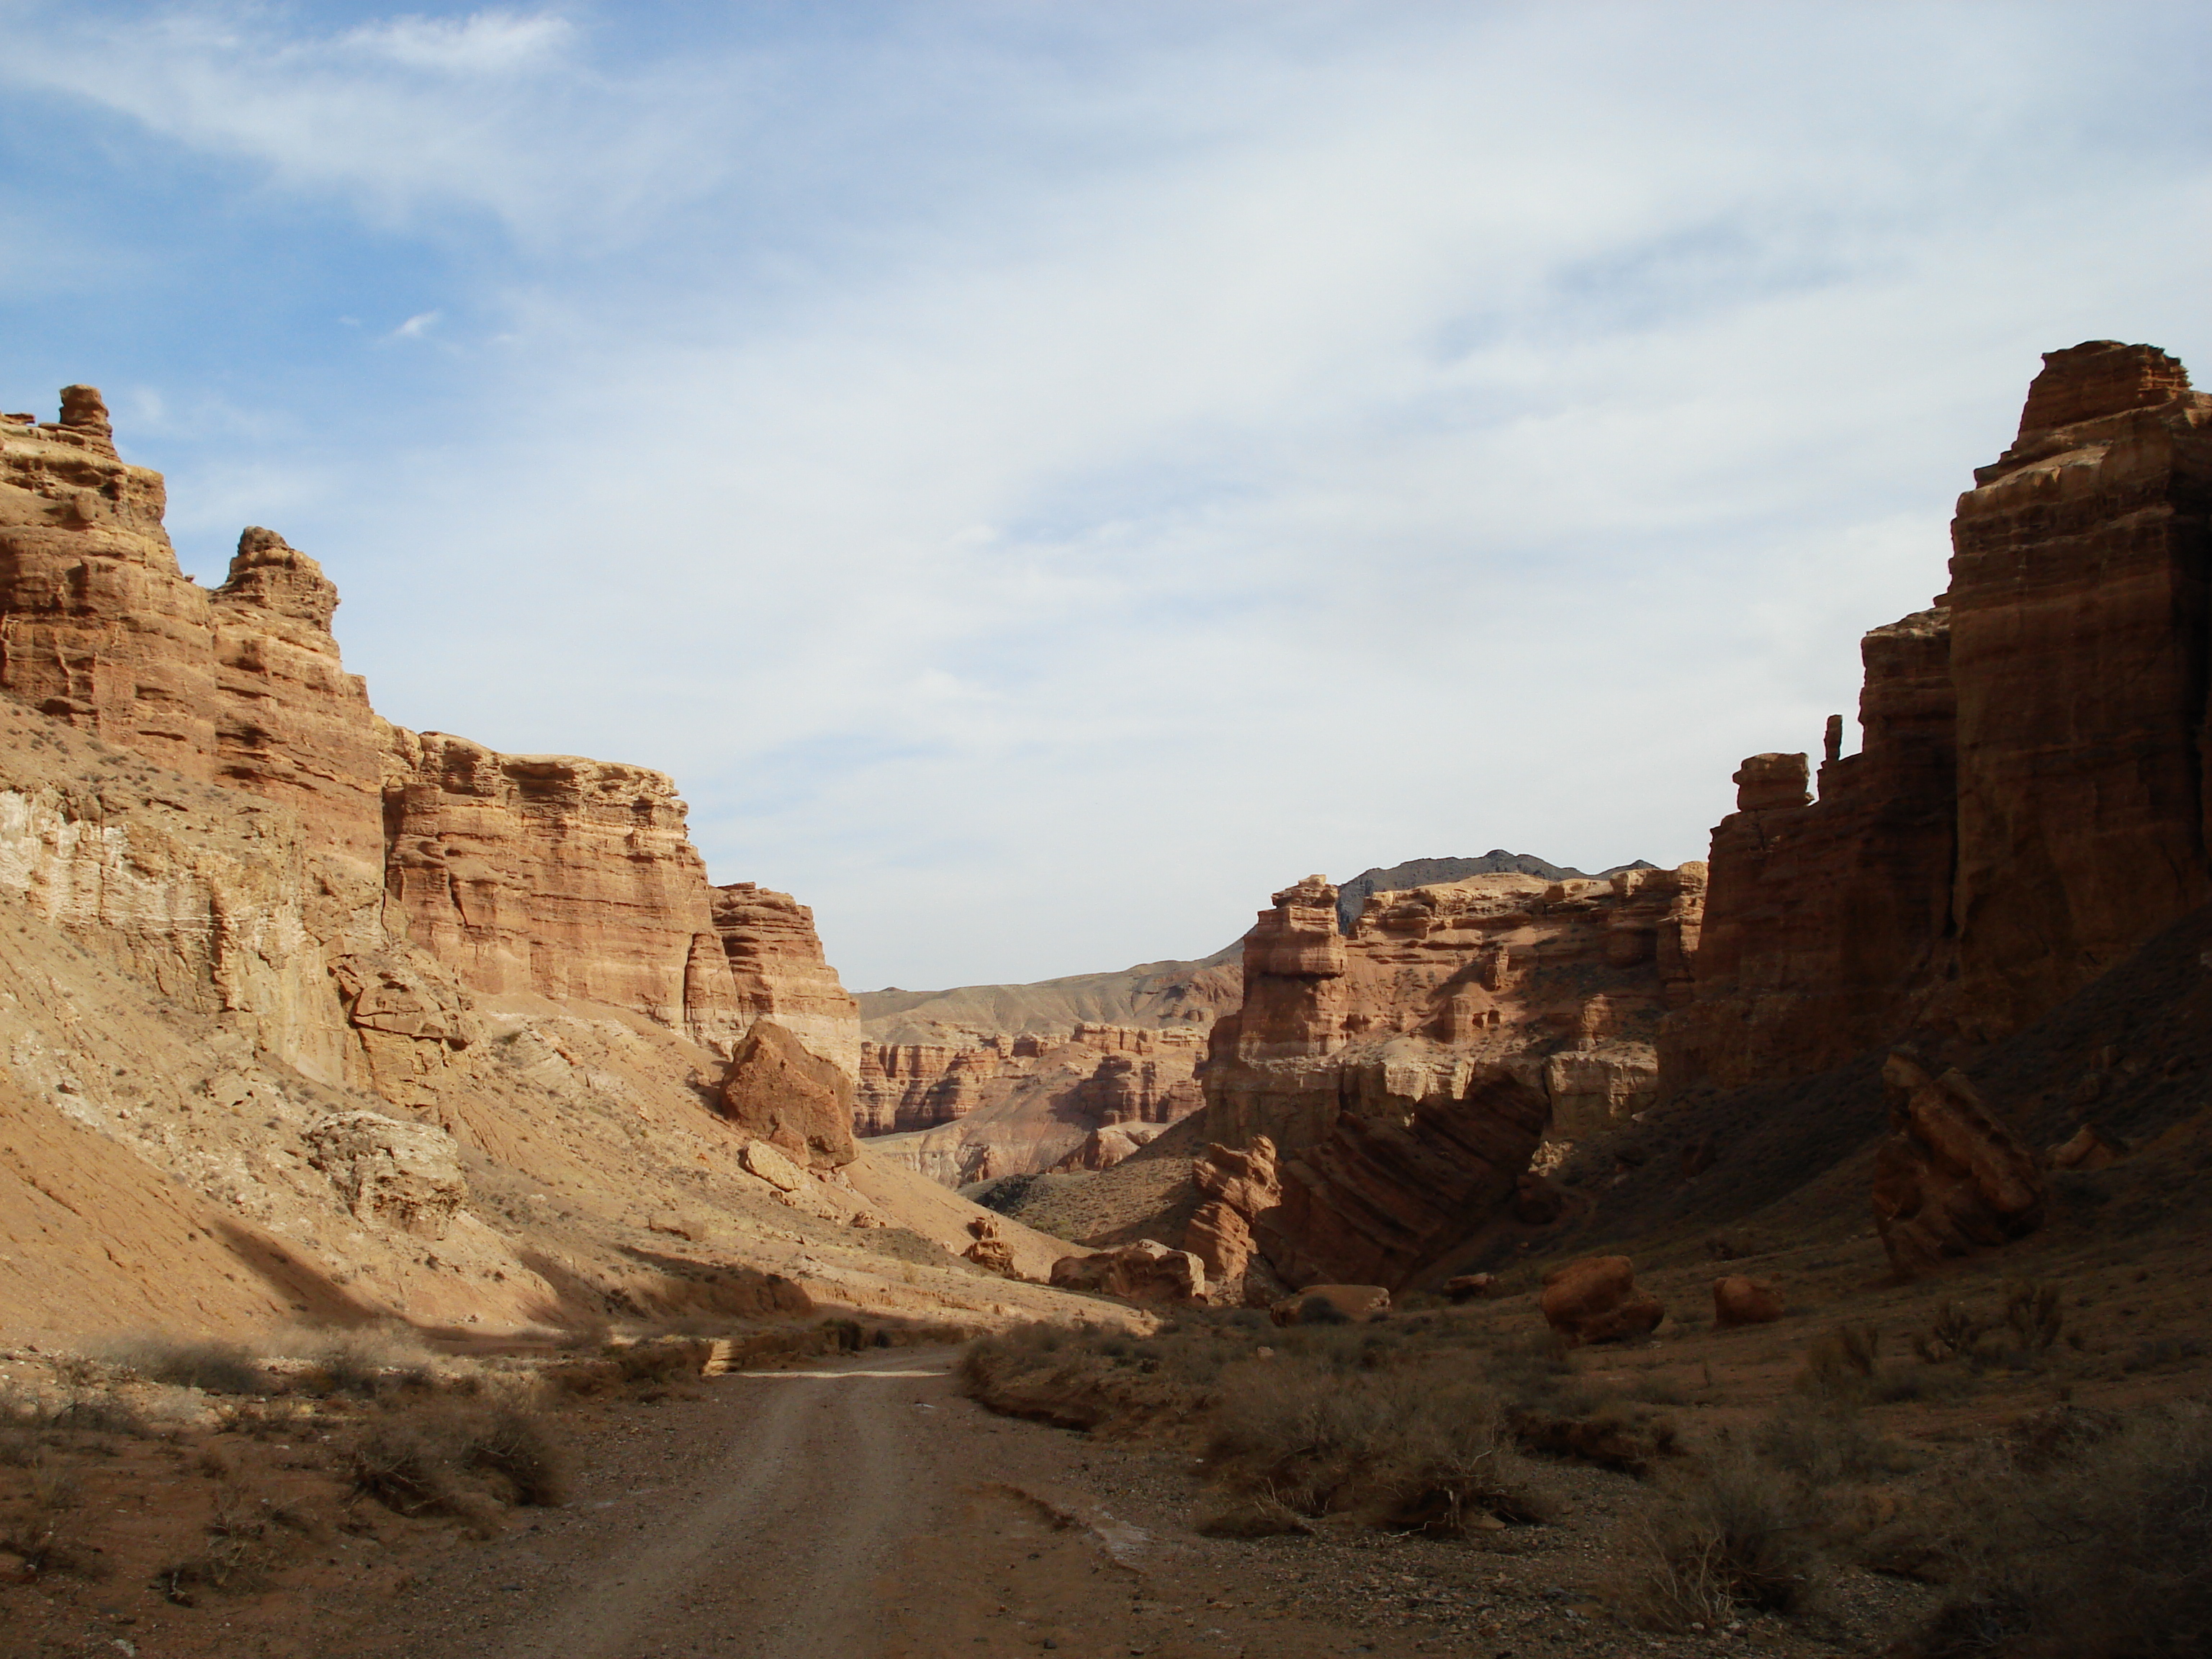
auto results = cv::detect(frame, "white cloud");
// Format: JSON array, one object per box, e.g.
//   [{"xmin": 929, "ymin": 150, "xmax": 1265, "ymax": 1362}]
[{"xmin": 6, "ymin": 2, "xmax": 2210, "ymax": 987}]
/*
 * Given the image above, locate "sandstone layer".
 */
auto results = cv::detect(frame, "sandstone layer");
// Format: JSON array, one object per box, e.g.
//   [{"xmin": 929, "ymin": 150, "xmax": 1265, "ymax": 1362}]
[
  {"xmin": 1187, "ymin": 866, "xmax": 1704, "ymax": 1296},
  {"xmin": 1665, "ymin": 342, "xmax": 2212, "ymax": 1090}
]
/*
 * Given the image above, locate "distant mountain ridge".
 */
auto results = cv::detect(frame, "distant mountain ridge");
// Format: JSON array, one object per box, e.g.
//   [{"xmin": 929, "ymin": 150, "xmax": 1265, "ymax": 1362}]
[
  {"xmin": 857, "ymin": 943, "xmax": 1245, "ymax": 1046},
  {"xmin": 1334, "ymin": 850, "xmax": 1655, "ymax": 932}
]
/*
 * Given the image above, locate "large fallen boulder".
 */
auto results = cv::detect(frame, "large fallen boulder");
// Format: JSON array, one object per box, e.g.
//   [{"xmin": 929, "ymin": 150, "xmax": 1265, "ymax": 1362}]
[
  {"xmin": 1539, "ymin": 1254, "xmax": 1663, "ymax": 1345},
  {"xmin": 1712, "ymin": 1275, "xmax": 1786, "ymax": 1328},
  {"xmin": 1269, "ymin": 1284, "xmax": 1390, "ymax": 1326},
  {"xmin": 1871, "ymin": 1050, "xmax": 2044, "ymax": 1277},
  {"xmin": 719, "ymin": 1019, "xmax": 858, "ymax": 1171},
  {"xmin": 305, "ymin": 1112, "xmax": 467, "ymax": 1240},
  {"xmin": 1048, "ymin": 1238, "xmax": 1207, "ymax": 1304}
]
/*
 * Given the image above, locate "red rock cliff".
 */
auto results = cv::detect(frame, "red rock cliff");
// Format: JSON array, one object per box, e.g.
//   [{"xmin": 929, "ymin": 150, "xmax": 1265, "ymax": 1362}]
[
  {"xmin": 1194, "ymin": 866, "xmax": 1704, "ymax": 1295},
  {"xmin": 1663, "ymin": 342, "xmax": 2212, "ymax": 1089},
  {"xmin": 0, "ymin": 390, "xmax": 857, "ymax": 1094}
]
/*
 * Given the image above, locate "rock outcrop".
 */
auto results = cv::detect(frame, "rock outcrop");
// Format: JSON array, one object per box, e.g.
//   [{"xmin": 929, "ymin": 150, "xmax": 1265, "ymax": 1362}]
[
  {"xmin": 0, "ymin": 390, "xmax": 1120, "ymax": 1341},
  {"xmin": 1187, "ymin": 866, "xmax": 1703, "ymax": 1295},
  {"xmin": 0, "ymin": 388, "xmax": 860, "ymax": 1100},
  {"xmin": 1048, "ymin": 1238, "xmax": 1208, "ymax": 1304},
  {"xmin": 1871, "ymin": 1049, "xmax": 2044, "ymax": 1277},
  {"xmin": 1269, "ymin": 1284, "xmax": 1390, "ymax": 1326},
  {"xmin": 1665, "ymin": 342, "xmax": 2212, "ymax": 1089}
]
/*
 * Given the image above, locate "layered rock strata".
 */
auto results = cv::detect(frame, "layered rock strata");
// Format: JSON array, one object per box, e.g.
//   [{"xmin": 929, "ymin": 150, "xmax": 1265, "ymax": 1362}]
[
  {"xmin": 0, "ymin": 391, "xmax": 1104, "ymax": 1339},
  {"xmin": 0, "ymin": 390, "xmax": 860, "ymax": 1095},
  {"xmin": 1190, "ymin": 866, "xmax": 1704, "ymax": 1295},
  {"xmin": 853, "ymin": 1024, "xmax": 1205, "ymax": 1185},
  {"xmin": 1665, "ymin": 342, "xmax": 2212, "ymax": 1089}
]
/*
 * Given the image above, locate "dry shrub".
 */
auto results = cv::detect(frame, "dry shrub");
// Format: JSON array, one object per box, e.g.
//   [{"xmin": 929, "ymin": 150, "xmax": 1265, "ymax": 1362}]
[
  {"xmin": 1891, "ymin": 1403, "xmax": 2212, "ymax": 1658},
  {"xmin": 1608, "ymin": 1447, "xmax": 1825, "ymax": 1632},
  {"xmin": 295, "ymin": 1324, "xmax": 439, "ymax": 1398},
  {"xmin": 1200, "ymin": 1357, "xmax": 1557, "ymax": 1535},
  {"xmin": 107, "ymin": 1335, "xmax": 267, "ymax": 1396},
  {"xmin": 1, "ymin": 1517, "xmax": 102, "ymax": 1581},
  {"xmin": 1604, "ymin": 1401, "xmax": 1917, "ymax": 1632},
  {"xmin": 350, "ymin": 1401, "xmax": 567, "ymax": 1527}
]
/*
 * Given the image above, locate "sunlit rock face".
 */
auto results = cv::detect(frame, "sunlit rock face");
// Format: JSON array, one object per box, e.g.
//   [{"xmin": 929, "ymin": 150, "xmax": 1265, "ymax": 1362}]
[{"xmin": 1663, "ymin": 341, "xmax": 2212, "ymax": 1091}]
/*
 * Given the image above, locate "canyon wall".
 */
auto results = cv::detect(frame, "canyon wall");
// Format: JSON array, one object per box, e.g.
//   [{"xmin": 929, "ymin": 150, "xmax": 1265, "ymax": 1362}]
[
  {"xmin": 0, "ymin": 391, "xmax": 1105, "ymax": 1341},
  {"xmin": 1190, "ymin": 865, "xmax": 1704, "ymax": 1295},
  {"xmin": 0, "ymin": 391, "xmax": 859, "ymax": 1093},
  {"xmin": 1663, "ymin": 341, "xmax": 2212, "ymax": 1091},
  {"xmin": 855, "ymin": 1023, "xmax": 1205, "ymax": 1185}
]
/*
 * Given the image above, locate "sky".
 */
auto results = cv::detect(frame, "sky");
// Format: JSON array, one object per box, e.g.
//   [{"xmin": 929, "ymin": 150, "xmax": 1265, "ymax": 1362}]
[{"xmin": 3, "ymin": 2, "xmax": 2208, "ymax": 992}]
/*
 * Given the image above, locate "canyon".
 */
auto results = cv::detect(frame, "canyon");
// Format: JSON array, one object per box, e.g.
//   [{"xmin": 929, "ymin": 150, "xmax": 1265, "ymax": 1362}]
[{"xmin": 11, "ymin": 339, "xmax": 2208, "ymax": 1329}]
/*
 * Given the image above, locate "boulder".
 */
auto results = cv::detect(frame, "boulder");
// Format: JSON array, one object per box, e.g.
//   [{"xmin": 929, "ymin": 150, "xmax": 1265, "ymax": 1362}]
[
  {"xmin": 1712, "ymin": 1275, "xmax": 1786, "ymax": 1328},
  {"xmin": 2049, "ymin": 1123, "xmax": 2118, "ymax": 1172},
  {"xmin": 1539, "ymin": 1254, "xmax": 1664, "ymax": 1345},
  {"xmin": 1270, "ymin": 1284, "xmax": 1390, "ymax": 1326},
  {"xmin": 1871, "ymin": 1051, "xmax": 2044, "ymax": 1277},
  {"xmin": 305, "ymin": 1112, "xmax": 467, "ymax": 1240},
  {"xmin": 719, "ymin": 1019, "xmax": 858, "ymax": 1171},
  {"xmin": 962, "ymin": 1215, "xmax": 1021, "ymax": 1279},
  {"xmin": 1047, "ymin": 1238, "xmax": 1207, "ymax": 1304}
]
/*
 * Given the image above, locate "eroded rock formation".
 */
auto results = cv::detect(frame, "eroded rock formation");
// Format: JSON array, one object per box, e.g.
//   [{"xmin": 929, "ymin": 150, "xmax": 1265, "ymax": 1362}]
[
  {"xmin": 1665, "ymin": 342, "xmax": 2212, "ymax": 1089},
  {"xmin": 854, "ymin": 1023, "xmax": 1206, "ymax": 1184},
  {"xmin": 0, "ymin": 390, "xmax": 860, "ymax": 1103},
  {"xmin": 1047, "ymin": 1238, "xmax": 1207, "ymax": 1304},
  {"xmin": 1540, "ymin": 1254, "xmax": 1664, "ymax": 1345},
  {"xmin": 1190, "ymin": 866, "xmax": 1704, "ymax": 1295}
]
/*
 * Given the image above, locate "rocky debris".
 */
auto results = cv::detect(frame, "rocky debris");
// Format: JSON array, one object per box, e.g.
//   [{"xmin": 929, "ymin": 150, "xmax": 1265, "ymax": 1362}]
[
  {"xmin": 1269, "ymin": 1284, "xmax": 1389, "ymax": 1326},
  {"xmin": 721, "ymin": 1020, "xmax": 858, "ymax": 1171},
  {"xmin": 1539, "ymin": 1255, "xmax": 1664, "ymax": 1346},
  {"xmin": 1872, "ymin": 1049, "xmax": 2044, "ymax": 1277},
  {"xmin": 304, "ymin": 1111, "xmax": 467, "ymax": 1239},
  {"xmin": 2049, "ymin": 1123, "xmax": 2120, "ymax": 1172},
  {"xmin": 1712, "ymin": 1275, "xmax": 1786, "ymax": 1328},
  {"xmin": 1444, "ymin": 1273, "xmax": 1501, "ymax": 1303},
  {"xmin": 1048, "ymin": 1238, "xmax": 1208, "ymax": 1304},
  {"xmin": 738, "ymin": 1138, "xmax": 807, "ymax": 1192},
  {"xmin": 1665, "ymin": 341, "xmax": 2212, "ymax": 1092},
  {"xmin": 963, "ymin": 1215, "xmax": 1022, "ymax": 1278},
  {"xmin": 1192, "ymin": 867, "xmax": 1701, "ymax": 1291}
]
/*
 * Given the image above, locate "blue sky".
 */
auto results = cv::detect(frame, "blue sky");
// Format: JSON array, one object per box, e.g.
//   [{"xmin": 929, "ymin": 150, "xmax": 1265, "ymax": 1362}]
[{"xmin": 4, "ymin": 1, "xmax": 2208, "ymax": 990}]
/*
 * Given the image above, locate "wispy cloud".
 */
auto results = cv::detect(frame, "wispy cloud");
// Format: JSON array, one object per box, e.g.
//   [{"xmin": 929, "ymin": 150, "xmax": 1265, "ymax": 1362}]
[{"xmin": 2, "ymin": 2, "xmax": 2208, "ymax": 986}]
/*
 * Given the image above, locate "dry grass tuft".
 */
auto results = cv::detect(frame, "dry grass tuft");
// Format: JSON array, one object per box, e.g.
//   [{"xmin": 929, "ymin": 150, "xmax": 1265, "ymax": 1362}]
[{"xmin": 349, "ymin": 1401, "xmax": 568, "ymax": 1527}]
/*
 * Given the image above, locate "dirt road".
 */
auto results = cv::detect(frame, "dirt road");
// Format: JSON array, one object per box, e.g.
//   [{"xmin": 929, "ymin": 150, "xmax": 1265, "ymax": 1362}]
[{"xmin": 319, "ymin": 1350, "xmax": 1650, "ymax": 1659}]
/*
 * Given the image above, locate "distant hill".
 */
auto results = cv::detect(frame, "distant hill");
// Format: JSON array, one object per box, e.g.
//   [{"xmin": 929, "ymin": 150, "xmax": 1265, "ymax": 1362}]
[
  {"xmin": 857, "ymin": 942, "xmax": 1245, "ymax": 1045},
  {"xmin": 1334, "ymin": 850, "xmax": 1655, "ymax": 932}
]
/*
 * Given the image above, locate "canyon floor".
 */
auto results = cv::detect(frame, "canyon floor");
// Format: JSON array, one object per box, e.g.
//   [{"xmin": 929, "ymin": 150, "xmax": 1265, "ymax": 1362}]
[{"xmin": 14, "ymin": 1194, "xmax": 2211, "ymax": 1659}]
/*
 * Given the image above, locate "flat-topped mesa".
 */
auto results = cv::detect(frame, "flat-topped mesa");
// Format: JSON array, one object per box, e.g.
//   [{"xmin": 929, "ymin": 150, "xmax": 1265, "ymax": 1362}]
[
  {"xmin": 1999, "ymin": 341, "xmax": 2192, "ymax": 462},
  {"xmin": 1663, "ymin": 341, "xmax": 2212, "ymax": 1091}
]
